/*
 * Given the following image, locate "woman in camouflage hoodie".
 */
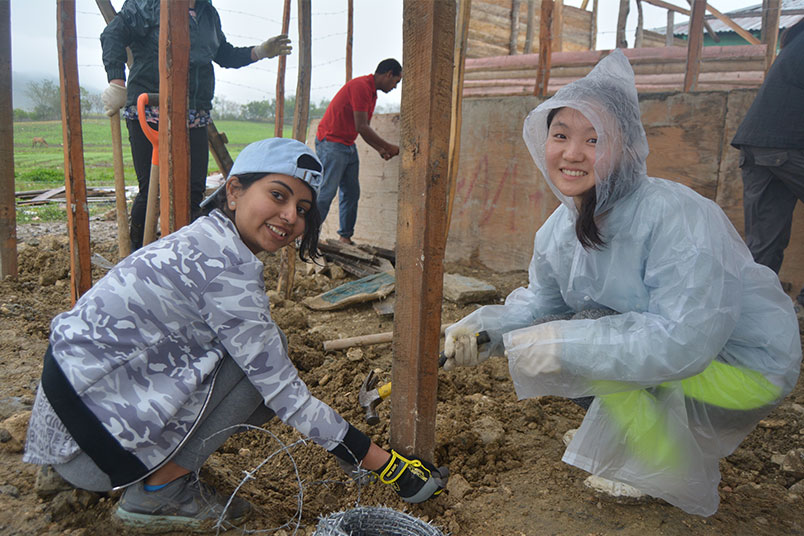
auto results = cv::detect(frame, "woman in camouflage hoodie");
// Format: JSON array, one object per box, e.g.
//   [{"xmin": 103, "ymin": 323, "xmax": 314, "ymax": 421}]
[{"xmin": 24, "ymin": 138, "xmax": 446, "ymax": 532}]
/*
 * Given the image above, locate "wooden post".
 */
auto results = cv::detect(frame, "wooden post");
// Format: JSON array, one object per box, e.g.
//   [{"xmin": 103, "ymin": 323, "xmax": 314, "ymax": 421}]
[
  {"xmin": 158, "ymin": 0, "xmax": 190, "ymax": 235},
  {"xmin": 346, "ymin": 0, "xmax": 353, "ymax": 82},
  {"xmin": 275, "ymin": 0, "xmax": 291, "ymax": 137},
  {"xmin": 207, "ymin": 121, "xmax": 233, "ymax": 176},
  {"xmin": 277, "ymin": 0, "xmax": 311, "ymax": 299},
  {"xmin": 0, "ymin": 0, "xmax": 15, "ymax": 278},
  {"xmin": 552, "ymin": 0, "xmax": 563, "ymax": 52},
  {"xmin": 57, "ymin": 0, "xmax": 92, "ymax": 303},
  {"xmin": 390, "ymin": 0, "xmax": 455, "ymax": 462},
  {"xmin": 666, "ymin": 9, "xmax": 675, "ymax": 47},
  {"xmin": 635, "ymin": 0, "xmax": 644, "ymax": 48},
  {"xmin": 616, "ymin": 0, "xmax": 629, "ymax": 48},
  {"xmin": 534, "ymin": 0, "xmax": 553, "ymax": 96},
  {"xmin": 683, "ymin": 0, "xmax": 707, "ymax": 92},
  {"xmin": 446, "ymin": 0, "xmax": 472, "ymax": 242},
  {"xmin": 509, "ymin": 0, "xmax": 521, "ymax": 55},
  {"xmin": 524, "ymin": 0, "xmax": 535, "ymax": 54},
  {"xmin": 761, "ymin": 0, "xmax": 781, "ymax": 72},
  {"xmin": 590, "ymin": 0, "xmax": 598, "ymax": 50}
]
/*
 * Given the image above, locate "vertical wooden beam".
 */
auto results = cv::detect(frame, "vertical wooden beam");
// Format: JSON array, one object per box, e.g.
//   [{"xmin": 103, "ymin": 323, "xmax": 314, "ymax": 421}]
[
  {"xmin": 552, "ymin": 0, "xmax": 564, "ymax": 52},
  {"xmin": 509, "ymin": 0, "xmax": 521, "ymax": 55},
  {"xmin": 346, "ymin": 0, "xmax": 353, "ymax": 82},
  {"xmin": 391, "ymin": 0, "xmax": 455, "ymax": 462},
  {"xmin": 0, "ymin": 0, "xmax": 15, "ymax": 278},
  {"xmin": 534, "ymin": 0, "xmax": 553, "ymax": 96},
  {"xmin": 616, "ymin": 0, "xmax": 629, "ymax": 48},
  {"xmin": 683, "ymin": 0, "xmax": 707, "ymax": 92},
  {"xmin": 635, "ymin": 0, "xmax": 644, "ymax": 48},
  {"xmin": 158, "ymin": 0, "xmax": 190, "ymax": 235},
  {"xmin": 275, "ymin": 0, "xmax": 291, "ymax": 138},
  {"xmin": 524, "ymin": 0, "xmax": 535, "ymax": 54},
  {"xmin": 278, "ymin": 0, "xmax": 311, "ymax": 299},
  {"xmin": 57, "ymin": 0, "xmax": 92, "ymax": 303},
  {"xmin": 446, "ymin": 0, "xmax": 471, "ymax": 241},
  {"xmin": 666, "ymin": 9, "xmax": 675, "ymax": 47},
  {"xmin": 590, "ymin": 0, "xmax": 598, "ymax": 50},
  {"xmin": 761, "ymin": 0, "xmax": 781, "ymax": 72}
]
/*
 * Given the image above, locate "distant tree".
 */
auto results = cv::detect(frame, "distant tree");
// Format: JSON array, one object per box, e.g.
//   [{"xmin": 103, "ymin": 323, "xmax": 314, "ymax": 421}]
[
  {"xmin": 13, "ymin": 108, "xmax": 31, "ymax": 121},
  {"xmin": 81, "ymin": 87, "xmax": 103, "ymax": 117},
  {"xmin": 241, "ymin": 99, "xmax": 274, "ymax": 122},
  {"xmin": 212, "ymin": 96, "xmax": 242, "ymax": 120},
  {"xmin": 26, "ymin": 79, "xmax": 61, "ymax": 120}
]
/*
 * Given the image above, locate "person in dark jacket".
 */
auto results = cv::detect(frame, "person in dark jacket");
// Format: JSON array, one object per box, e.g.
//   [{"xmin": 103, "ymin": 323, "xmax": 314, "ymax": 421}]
[
  {"xmin": 100, "ymin": 0, "xmax": 291, "ymax": 251},
  {"xmin": 731, "ymin": 17, "xmax": 804, "ymax": 309}
]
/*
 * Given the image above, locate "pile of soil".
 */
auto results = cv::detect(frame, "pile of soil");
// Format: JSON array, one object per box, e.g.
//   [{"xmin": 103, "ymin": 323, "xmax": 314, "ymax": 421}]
[{"xmin": 0, "ymin": 218, "xmax": 803, "ymax": 536}]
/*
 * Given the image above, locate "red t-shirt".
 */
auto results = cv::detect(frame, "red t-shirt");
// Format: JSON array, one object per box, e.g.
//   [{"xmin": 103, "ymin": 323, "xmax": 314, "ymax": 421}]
[{"xmin": 316, "ymin": 74, "xmax": 377, "ymax": 146}]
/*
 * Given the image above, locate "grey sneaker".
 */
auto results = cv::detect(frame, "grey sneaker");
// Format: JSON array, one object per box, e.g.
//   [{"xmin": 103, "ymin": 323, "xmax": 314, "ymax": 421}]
[{"xmin": 115, "ymin": 474, "xmax": 252, "ymax": 533}]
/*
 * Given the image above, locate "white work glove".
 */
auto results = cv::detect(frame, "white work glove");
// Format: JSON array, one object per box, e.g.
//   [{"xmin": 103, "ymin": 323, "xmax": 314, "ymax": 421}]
[
  {"xmin": 253, "ymin": 34, "xmax": 292, "ymax": 60},
  {"xmin": 102, "ymin": 82, "xmax": 127, "ymax": 117},
  {"xmin": 506, "ymin": 323, "xmax": 562, "ymax": 376},
  {"xmin": 442, "ymin": 326, "xmax": 485, "ymax": 371}
]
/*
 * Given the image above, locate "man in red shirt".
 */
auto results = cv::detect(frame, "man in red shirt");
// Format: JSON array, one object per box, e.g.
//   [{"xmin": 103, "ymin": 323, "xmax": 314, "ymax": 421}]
[{"xmin": 315, "ymin": 59, "xmax": 402, "ymax": 244}]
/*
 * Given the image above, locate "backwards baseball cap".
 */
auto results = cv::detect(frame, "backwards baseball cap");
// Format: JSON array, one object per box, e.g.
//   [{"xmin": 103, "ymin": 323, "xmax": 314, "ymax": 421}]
[{"xmin": 228, "ymin": 138, "xmax": 323, "ymax": 195}]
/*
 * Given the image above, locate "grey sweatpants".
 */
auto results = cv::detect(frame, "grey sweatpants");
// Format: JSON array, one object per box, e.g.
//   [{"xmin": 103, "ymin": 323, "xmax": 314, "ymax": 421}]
[{"xmin": 54, "ymin": 356, "xmax": 274, "ymax": 492}]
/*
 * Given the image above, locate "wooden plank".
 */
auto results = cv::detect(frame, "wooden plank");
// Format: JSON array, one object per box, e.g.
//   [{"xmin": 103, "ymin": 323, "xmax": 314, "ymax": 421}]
[
  {"xmin": 57, "ymin": 0, "xmax": 92, "ymax": 303},
  {"xmin": 524, "ymin": 0, "xmax": 535, "ymax": 54},
  {"xmin": 552, "ymin": 0, "xmax": 564, "ymax": 52},
  {"xmin": 643, "ymin": 0, "xmax": 689, "ymax": 15},
  {"xmin": 666, "ymin": 9, "xmax": 675, "ymax": 46},
  {"xmin": 391, "ymin": 0, "xmax": 455, "ymax": 462},
  {"xmin": 275, "ymin": 0, "xmax": 291, "ymax": 138},
  {"xmin": 207, "ymin": 120, "xmax": 233, "ymax": 176},
  {"xmin": 761, "ymin": 0, "xmax": 781, "ymax": 71},
  {"xmin": 158, "ymin": 0, "xmax": 190, "ymax": 235},
  {"xmin": 685, "ymin": 0, "xmax": 719, "ymax": 44},
  {"xmin": 447, "ymin": 0, "xmax": 472, "ymax": 241},
  {"xmin": 535, "ymin": 0, "xmax": 553, "ymax": 96},
  {"xmin": 509, "ymin": 0, "xmax": 521, "ymax": 55},
  {"xmin": 0, "ymin": 0, "xmax": 15, "ymax": 278},
  {"xmin": 616, "ymin": 0, "xmax": 629, "ymax": 48},
  {"xmin": 635, "ymin": 0, "xmax": 644, "ymax": 48},
  {"xmin": 590, "ymin": 0, "xmax": 598, "ymax": 49},
  {"xmin": 683, "ymin": 0, "xmax": 707, "ymax": 92},
  {"xmin": 346, "ymin": 0, "xmax": 353, "ymax": 81},
  {"xmin": 702, "ymin": 3, "xmax": 758, "ymax": 45}
]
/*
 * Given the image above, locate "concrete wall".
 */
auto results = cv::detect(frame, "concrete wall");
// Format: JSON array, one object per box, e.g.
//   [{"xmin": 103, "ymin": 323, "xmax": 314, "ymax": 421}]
[{"xmin": 310, "ymin": 90, "xmax": 804, "ymax": 293}]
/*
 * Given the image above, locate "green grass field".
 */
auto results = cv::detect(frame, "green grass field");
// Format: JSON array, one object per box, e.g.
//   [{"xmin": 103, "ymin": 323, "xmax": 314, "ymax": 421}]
[{"xmin": 13, "ymin": 117, "xmax": 291, "ymax": 223}]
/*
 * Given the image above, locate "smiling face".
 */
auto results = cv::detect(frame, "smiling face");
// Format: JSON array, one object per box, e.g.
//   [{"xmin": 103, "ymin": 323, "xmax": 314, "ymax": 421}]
[
  {"xmin": 226, "ymin": 173, "xmax": 313, "ymax": 254},
  {"xmin": 544, "ymin": 107, "xmax": 598, "ymax": 210}
]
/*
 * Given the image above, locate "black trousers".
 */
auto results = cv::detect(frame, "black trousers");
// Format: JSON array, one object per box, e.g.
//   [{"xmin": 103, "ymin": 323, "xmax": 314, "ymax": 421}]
[
  {"xmin": 126, "ymin": 119, "xmax": 210, "ymax": 250},
  {"xmin": 740, "ymin": 145, "xmax": 804, "ymax": 304}
]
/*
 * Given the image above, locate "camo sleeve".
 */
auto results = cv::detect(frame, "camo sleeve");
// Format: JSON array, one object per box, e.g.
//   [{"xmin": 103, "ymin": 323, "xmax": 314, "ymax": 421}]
[{"xmin": 198, "ymin": 261, "xmax": 349, "ymax": 451}]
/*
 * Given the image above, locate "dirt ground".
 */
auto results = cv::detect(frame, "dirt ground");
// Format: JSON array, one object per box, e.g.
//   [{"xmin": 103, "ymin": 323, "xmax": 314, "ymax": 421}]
[{"xmin": 1, "ymin": 215, "xmax": 804, "ymax": 536}]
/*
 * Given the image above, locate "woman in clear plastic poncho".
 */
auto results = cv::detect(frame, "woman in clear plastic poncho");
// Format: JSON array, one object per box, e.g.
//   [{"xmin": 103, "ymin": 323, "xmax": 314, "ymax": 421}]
[{"xmin": 441, "ymin": 50, "xmax": 801, "ymax": 516}]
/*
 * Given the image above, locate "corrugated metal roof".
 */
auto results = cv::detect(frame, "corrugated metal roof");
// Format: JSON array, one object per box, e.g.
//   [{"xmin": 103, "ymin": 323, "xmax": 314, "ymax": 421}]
[{"xmin": 650, "ymin": 1, "xmax": 804, "ymax": 36}]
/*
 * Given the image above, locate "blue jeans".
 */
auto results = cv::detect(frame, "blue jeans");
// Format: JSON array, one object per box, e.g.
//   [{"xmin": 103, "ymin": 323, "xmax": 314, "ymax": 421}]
[{"xmin": 315, "ymin": 138, "xmax": 360, "ymax": 239}]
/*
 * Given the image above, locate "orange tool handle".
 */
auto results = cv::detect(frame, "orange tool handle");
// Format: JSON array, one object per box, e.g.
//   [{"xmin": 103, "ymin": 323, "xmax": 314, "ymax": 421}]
[{"xmin": 136, "ymin": 93, "xmax": 160, "ymax": 165}]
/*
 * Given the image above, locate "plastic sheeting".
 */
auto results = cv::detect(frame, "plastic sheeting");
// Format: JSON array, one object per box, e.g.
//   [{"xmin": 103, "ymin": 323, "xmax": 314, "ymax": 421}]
[{"xmin": 446, "ymin": 50, "xmax": 802, "ymax": 516}]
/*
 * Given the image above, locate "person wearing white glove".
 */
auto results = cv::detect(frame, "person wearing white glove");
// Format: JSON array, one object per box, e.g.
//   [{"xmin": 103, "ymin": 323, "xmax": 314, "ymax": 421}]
[
  {"xmin": 100, "ymin": 0, "xmax": 294, "ymax": 252},
  {"xmin": 251, "ymin": 34, "xmax": 292, "ymax": 61},
  {"xmin": 101, "ymin": 80, "xmax": 127, "ymax": 117}
]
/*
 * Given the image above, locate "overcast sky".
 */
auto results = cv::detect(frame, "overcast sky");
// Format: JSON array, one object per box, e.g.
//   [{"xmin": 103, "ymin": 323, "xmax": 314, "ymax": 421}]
[{"xmin": 10, "ymin": 0, "xmax": 761, "ymax": 109}]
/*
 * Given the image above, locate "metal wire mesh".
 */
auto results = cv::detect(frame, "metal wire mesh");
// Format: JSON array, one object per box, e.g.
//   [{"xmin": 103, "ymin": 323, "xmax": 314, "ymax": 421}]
[{"xmin": 314, "ymin": 506, "xmax": 445, "ymax": 536}]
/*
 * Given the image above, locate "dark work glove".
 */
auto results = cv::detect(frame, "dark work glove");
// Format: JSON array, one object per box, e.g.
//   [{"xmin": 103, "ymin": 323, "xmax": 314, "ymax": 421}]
[{"xmin": 374, "ymin": 449, "xmax": 448, "ymax": 503}]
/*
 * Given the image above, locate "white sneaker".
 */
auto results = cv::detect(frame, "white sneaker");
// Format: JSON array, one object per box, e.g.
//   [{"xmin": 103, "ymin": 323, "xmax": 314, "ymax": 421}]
[
  {"xmin": 562, "ymin": 428, "xmax": 577, "ymax": 447},
  {"xmin": 584, "ymin": 474, "xmax": 646, "ymax": 503}
]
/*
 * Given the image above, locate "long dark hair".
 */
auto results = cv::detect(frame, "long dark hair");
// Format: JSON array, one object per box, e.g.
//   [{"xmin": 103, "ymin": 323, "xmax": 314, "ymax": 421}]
[
  {"xmin": 546, "ymin": 107, "xmax": 605, "ymax": 250},
  {"xmin": 202, "ymin": 172, "xmax": 321, "ymax": 261}
]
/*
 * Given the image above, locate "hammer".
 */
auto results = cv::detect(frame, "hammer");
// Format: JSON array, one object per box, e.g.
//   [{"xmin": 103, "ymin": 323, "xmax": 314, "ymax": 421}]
[{"xmin": 358, "ymin": 330, "xmax": 490, "ymax": 424}]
